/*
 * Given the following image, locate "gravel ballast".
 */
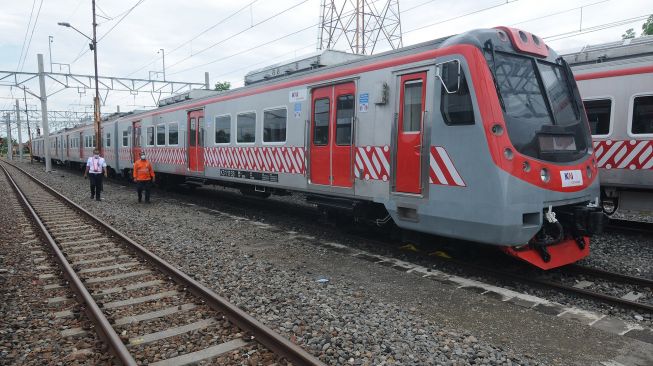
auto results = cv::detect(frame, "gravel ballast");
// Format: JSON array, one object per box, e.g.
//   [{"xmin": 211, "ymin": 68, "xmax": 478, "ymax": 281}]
[
  {"xmin": 9, "ymin": 160, "xmax": 653, "ymax": 365},
  {"xmin": 0, "ymin": 164, "xmax": 111, "ymax": 365}
]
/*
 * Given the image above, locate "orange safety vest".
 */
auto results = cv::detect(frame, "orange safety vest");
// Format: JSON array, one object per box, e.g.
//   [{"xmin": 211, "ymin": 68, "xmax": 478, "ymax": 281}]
[{"xmin": 133, "ymin": 159, "xmax": 155, "ymax": 181}]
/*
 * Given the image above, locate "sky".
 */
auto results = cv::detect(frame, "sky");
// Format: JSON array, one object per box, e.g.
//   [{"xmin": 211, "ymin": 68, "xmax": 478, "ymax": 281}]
[{"xmin": 0, "ymin": 0, "xmax": 651, "ymax": 138}]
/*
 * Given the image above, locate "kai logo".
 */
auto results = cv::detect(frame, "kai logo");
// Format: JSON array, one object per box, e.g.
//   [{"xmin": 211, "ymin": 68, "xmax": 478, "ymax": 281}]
[
  {"xmin": 560, "ymin": 169, "xmax": 583, "ymax": 187},
  {"xmin": 288, "ymin": 89, "xmax": 307, "ymax": 102}
]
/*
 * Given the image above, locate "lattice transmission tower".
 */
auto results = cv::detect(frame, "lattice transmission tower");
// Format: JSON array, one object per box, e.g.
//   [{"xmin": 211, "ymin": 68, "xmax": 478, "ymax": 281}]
[{"xmin": 318, "ymin": 0, "xmax": 403, "ymax": 55}]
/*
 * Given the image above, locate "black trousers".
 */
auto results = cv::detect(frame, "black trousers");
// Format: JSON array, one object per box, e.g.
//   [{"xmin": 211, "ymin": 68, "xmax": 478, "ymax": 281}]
[
  {"xmin": 136, "ymin": 180, "xmax": 152, "ymax": 202},
  {"xmin": 89, "ymin": 174, "xmax": 103, "ymax": 200}
]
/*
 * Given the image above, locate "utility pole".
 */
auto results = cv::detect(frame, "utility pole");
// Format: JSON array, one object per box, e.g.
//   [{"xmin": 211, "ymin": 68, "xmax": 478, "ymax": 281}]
[
  {"xmin": 48, "ymin": 36, "xmax": 54, "ymax": 72},
  {"xmin": 91, "ymin": 0, "xmax": 102, "ymax": 155},
  {"xmin": 160, "ymin": 48, "xmax": 166, "ymax": 81},
  {"xmin": 23, "ymin": 88, "xmax": 32, "ymax": 163},
  {"xmin": 15, "ymin": 99, "xmax": 23, "ymax": 162},
  {"xmin": 5, "ymin": 113, "xmax": 12, "ymax": 161},
  {"xmin": 38, "ymin": 54, "xmax": 52, "ymax": 172}
]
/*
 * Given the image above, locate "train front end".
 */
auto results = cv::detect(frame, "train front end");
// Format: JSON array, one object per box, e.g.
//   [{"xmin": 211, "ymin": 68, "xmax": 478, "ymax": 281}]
[{"xmin": 475, "ymin": 27, "xmax": 605, "ymax": 269}]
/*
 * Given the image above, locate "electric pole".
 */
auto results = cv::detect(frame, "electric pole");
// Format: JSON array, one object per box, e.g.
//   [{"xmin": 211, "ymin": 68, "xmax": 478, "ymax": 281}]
[
  {"xmin": 92, "ymin": 0, "xmax": 101, "ymax": 154},
  {"xmin": 15, "ymin": 99, "xmax": 23, "ymax": 161}
]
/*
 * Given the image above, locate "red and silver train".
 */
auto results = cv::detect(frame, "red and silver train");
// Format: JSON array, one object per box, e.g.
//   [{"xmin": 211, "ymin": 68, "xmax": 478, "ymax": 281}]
[
  {"xmin": 33, "ymin": 26, "xmax": 604, "ymax": 269},
  {"xmin": 564, "ymin": 35, "xmax": 653, "ymax": 215}
]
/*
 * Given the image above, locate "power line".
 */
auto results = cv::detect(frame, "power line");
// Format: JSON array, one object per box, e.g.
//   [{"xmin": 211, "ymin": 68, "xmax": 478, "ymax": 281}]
[
  {"xmin": 69, "ymin": 0, "xmax": 147, "ymax": 65},
  {"xmin": 16, "ymin": 0, "xmax": 37, "ymax": 71},
  {"xmin": 543, "ymin": 14, "xmax": 651, "ymax": 42},
  {"xmin": 169, "ymin": 22, "xmax": 316, "ymax": 76},
  {"xmin": 404, "ymin": 0, "xmax": 519, "ymax": 35},
  {"xmin": 166, "ymin": 0, "xmax": 310, "ymax": 71},
  {"xmin": 124, "ymin": 0, "xmax": 259, "ymax": 78},
  {"xmin": 18, "ymin": 0, "xmax": 44, "ymax": 72},
  {"xmin": 98, "ymin": 0, "xmax": 147, "ymax": 42},
  {"xmin": 510, "ymin": 0, "xmax": 610, "ymax": 27}
]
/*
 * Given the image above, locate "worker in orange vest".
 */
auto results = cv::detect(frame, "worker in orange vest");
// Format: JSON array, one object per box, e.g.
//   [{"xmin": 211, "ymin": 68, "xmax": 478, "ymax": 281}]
[{"xmin": 133, "ymin": 152, "xmax": 155, "ymax": 203}]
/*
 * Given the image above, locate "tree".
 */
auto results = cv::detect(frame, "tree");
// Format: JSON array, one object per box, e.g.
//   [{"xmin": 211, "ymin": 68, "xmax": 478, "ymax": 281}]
[
  {"xmin": 214, "ymin": 81, "xmax": 231, "ymax": 91},
  {"xmin": 622, "ymin": 28, "xmax": 636, "ymax": 40},
  {"xmin": 643, "ymin": 15, "xmax": 653, "ymax": 36}
]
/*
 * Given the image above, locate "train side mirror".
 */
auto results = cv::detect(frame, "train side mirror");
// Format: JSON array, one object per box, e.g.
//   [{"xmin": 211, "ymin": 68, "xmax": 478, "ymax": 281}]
[{"xmin": 436, "ymin": 60, "xmax": 461, "ymax": 94}]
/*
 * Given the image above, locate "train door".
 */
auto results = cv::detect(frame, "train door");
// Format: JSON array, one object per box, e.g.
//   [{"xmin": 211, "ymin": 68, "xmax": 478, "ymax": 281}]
[
  {"xmin": 187, "ymin": 109, "xmax": 205, "ymax": 173},
  {"xmin": 310, "ymin": 82, "xmax": 355, "ymax": 187},
  {"xmin": 395, "ymin": 72, "xmax": 426, "ymax": 194},
  {"xmin": 132, "ymin": 121, "xmax": 142, "ymax": 162},
  {"xmin": 66, "ymin": 135, "xmax": 70, "ymax": 159},
  {"xmin": 79, "ymin": 132, "xmax": 84, "ymax": 159}
]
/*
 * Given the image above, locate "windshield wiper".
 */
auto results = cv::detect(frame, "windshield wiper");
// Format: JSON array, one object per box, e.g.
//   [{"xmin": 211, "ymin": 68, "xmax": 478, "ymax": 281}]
[
  {"xmin": 558, "ymin": 57, "xmax": 581, "ymax": 119},
  {"xmin": 484, "ymin": 40, "xmax": 506, "ymax": 111}
]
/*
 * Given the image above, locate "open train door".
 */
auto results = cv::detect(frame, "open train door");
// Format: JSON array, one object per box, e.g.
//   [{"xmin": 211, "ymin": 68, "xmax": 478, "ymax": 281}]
[
  {"xmin": 309, "ymin": 82, "xmax": 355, "ymax": 187},
  {"xmin": 395, "ymin": 72, "xmax": 426, "ymax": 194},
  {"xmin": 187, "ymin": 109, "xmax": 205, "ymax": 173},
  {"xmin": 132, "ymin": 121, "xmax": 142, "ymax": 162}
]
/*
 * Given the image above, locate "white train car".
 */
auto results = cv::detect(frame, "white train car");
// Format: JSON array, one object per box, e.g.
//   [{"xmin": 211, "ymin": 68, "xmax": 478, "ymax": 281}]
[{"xmin": 564, "ymin": 36, "xmax": 653, "ymax": 214}]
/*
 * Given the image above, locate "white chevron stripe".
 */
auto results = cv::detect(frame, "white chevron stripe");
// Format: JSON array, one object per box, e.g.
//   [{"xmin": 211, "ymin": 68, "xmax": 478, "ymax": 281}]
[
  {"xmin": 617, "ymin": 140, "xmax": 648, "ymax": 168},
  {"xmin": 375, "ymin": 146, "xmax": 390, "ymax": 173},
  {"xmin": 429, "ymin": 151, "xmax": 447, "ymax": 185},
  {"xmin": 597, "ymin": 141, "xmax": 623, "ymax": 167},
  {"xmin": 638, "ymin": 144, "xmax": 652, "ymax": 165},
  {"xmin": 436, "ymin": 147, "xmax": 464, "ymax": 186},
  {"xmin": 360, "ymin": 150, "xmax": 378, "ymax": 179},
  {"xmin": 612, "ymin": 145, "xmax": 628, "ymax": 166}
]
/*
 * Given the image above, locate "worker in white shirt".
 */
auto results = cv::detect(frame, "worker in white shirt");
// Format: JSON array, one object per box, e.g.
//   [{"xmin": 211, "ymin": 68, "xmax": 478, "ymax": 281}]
[{"xmin": 83, "ymin": 149, "xmax": 108, "ymax": 201}]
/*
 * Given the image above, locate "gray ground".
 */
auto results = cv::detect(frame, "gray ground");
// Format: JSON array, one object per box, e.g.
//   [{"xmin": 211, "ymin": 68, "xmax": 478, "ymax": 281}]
[{"xmin": 8, "ymin": 159, "xmax": 653, "ymax": 366}]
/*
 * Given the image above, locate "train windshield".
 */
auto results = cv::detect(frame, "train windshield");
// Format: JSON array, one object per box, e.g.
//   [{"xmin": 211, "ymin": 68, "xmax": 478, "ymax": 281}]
[{"xmin": 488, "ymin": 51, "xmax": 589, "ymax": 162}]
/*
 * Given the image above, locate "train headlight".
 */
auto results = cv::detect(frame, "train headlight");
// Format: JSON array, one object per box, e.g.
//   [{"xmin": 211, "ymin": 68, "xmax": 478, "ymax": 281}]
[
  {"xmin": 503, "ymin": 148, "xmax": 513, "ymax": 160},
  {"xmin": 586, "ymin": 166, "xmax": 592, "ymax": 179},
  {"xmin": 540, "ymin": 168, "xmax": 550, "ymax": 183}
]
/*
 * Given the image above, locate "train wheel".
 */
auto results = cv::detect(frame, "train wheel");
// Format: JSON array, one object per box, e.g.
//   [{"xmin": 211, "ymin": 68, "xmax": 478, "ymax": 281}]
[{"xmin": 602, "ymin": 198, "xmax": 619, "ymax": 215}]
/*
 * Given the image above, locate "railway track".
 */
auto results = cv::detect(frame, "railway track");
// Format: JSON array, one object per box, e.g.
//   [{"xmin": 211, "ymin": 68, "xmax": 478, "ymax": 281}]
[
  {"xmin": 0, "ymin": 161, "xmax": 324, "ymax": 366},
  {"xmin": 400, "ymin": 246, "xmax": 653, "ymax": 314},
  {"xmin": 607, "ymin": 218, "xmax": 653, "ymax": 236}
]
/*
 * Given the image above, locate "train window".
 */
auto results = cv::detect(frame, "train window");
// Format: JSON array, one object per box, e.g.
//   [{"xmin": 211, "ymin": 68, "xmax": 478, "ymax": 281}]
[
  {"xmin": 440, "ymin": 62, "xmax": 475, "ymax": 125},
  {"xmin": 106, "ymin": 133, "xmax": 111, "ymax": 148},
  {"xmin": 263, "ymin": 108, "xmax": 287, "ymax": 143},
  {"xmin": 336, "ymin": 94, "xmax": 354, "ymax": 145},
  {"xmin": 632, "ymin": 95, "xmax": 653, "ymax": 135},
  {"xmin": 583, "ymin": 99, "xmax": 611, "ymax": 135},
  {"xmin": 146, "ymin": 126, "xmax": 155, "ymax": 146},
  {"xmin": 122, "ymin": 131, "xmax": 129, "ymax": 147},
  {"xmin": 156, "ymin": 125, "xmax": 165, "ymax": 145},
  {"xmin": 168, "ymin": 123, "xmax": 178, "ymax": 145},
  {"xmin": 403, "ymin": 80, "xmax": 423, "ymax": 132},
  {"xmin": 237, "ymin": 112, "xmax": 256, "ymax": 143},
  {"xmin": 215, "ymin": 115, "xmax": 230, "ymax": 144},
  {"xmin": 92, "ymin": 135, "xmax": 96, "ymax": 148},
  {"xmin": 313, "ymin": 98, "xmax": 329, "ymax": 145}
]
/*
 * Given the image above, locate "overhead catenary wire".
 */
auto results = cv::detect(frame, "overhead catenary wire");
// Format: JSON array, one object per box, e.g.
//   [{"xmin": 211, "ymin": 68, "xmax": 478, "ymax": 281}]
[
  {"xmin": 166, "ymin": 0, "xmax": 311, "ymax": 71},
  {"xmin": 124, "ymin": 0, "xmax": 260, "ymax": 78},
  {"xmin": 16, "ymin": 0, "xmax": 37, "ymax": 72},
  {"xmin": 18, "ymin": 0, "xmax": 44, "ymax": 73},
  {"xmin": 69, "ymin": 0, "xmax": 147, "ymax": 65}
]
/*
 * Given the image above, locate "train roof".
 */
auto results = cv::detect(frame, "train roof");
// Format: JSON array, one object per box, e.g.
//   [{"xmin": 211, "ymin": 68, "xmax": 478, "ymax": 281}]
[{"xmin": 562, "ymin": 35, "xmax": 653, "ymax": 65}]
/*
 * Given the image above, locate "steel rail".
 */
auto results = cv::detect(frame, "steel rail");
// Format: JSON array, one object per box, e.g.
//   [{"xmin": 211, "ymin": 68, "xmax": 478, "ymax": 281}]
[
  {"xmin": 566, "ymin": 264, "xmax": 653, "ymax": 287},
  {"xmin": 607, "ymin": 218, "xmax": 653, "ymax": 236},
  {"xmin": 427, "ymin": 255, "xmax": 653, "ymax": 313},
  {"xmin": 3, "ymin": 161, "xmax": 326, "ymax": 366},
  {"xmin": 0, "ymin": 162, "xmax": 138, "ymax": 366}
]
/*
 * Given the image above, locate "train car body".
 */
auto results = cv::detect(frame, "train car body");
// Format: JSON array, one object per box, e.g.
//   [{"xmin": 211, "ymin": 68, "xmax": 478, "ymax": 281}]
[
  {"xmin": 564, "ymin": 36, "xmax": 653, "ymax": 214},
  {"xmin": 33, "ymin": 27, "xmax": 604, "ymax": 269}
]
